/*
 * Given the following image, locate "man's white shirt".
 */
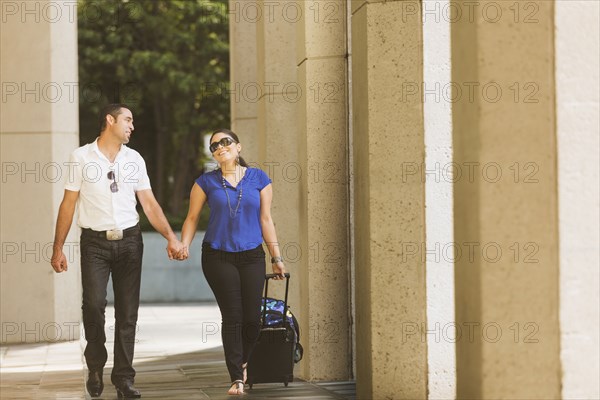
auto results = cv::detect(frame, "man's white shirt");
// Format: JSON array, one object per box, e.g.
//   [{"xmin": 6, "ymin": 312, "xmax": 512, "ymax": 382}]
[{"xmin": 65, "ymin": 138, "xmax": 151, "ymax": 231}]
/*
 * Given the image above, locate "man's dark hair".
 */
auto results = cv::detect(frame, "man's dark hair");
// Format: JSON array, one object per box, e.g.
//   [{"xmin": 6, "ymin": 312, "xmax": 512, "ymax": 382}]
[{"xmin": 99, "ymin": 103, "xmax": 130, "ymax": 132}]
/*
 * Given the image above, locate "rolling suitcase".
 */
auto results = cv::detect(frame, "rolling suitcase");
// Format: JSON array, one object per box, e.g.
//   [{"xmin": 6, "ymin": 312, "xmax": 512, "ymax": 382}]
[{"xmin": 247, "ymin": 272, "xmax": 301, "ymax": 388}]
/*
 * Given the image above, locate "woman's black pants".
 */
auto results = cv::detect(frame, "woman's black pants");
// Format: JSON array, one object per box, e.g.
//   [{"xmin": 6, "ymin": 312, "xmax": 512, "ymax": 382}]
[{"xmin": 202, "ymin": 243, "xmax": 265, "ymax": 382}]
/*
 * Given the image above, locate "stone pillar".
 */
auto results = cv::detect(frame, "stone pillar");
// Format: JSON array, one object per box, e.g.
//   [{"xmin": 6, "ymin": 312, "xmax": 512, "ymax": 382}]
[
  {"xmin": 229, "ymin": 0, "xmax": 259, "ymax": 162},
  {"xmin": 555, "ymin": 1, "xmax": 600, "ymax": 399},
  {"xmin": 451, "ymin": 1, "xmax": 560, "ymax": 398},
  {"xmin": 351, "ymin": 1, "xmax": 428, "ymax": 398},
  {"xmin": 254, "ymin": 0, "xmax": 302, "ymax": 367},
  {"xmin": 0, "ymin": 0, "xmax": 81, "ymax": 343},
  {"xmin": 296, "ymin": 0, "xmax": 350, "ymax": 380}
]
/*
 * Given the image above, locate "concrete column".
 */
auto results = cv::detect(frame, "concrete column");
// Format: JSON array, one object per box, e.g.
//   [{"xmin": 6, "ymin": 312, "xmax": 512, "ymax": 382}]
[
  {"xmin": 451, "ymin": 1, "xmax": 560, "ymax": 398},
  {"xmin": 0, "ymin": 0, "xmax": 80, "ymax": 343},
  {"xmin": 555, "ymin": 1, "xmax": 600, "ymax": 399},
  {"xmin": 422, "ymin": 0, "xmax": 456, "ymax": 398},
  {"xmin": 254, "ymin": 0, "xmax": 302, "ymax": 366},
  {"xmin": 229, "ymin": 0, "xmax": 259, "ymax": 162},
  {"xmin": 296, "ymin": 0, "xmax": 350, "ymax": 380},
  {"xmin": 351, "ymin": 1, "xmax": 428, "ymax": 398}
]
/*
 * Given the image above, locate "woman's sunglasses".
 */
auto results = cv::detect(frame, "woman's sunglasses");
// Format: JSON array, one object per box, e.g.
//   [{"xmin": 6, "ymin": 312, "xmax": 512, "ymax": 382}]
[{"xmin": 210, "ymin": 137, "xmax": 237, "ymax": 153}]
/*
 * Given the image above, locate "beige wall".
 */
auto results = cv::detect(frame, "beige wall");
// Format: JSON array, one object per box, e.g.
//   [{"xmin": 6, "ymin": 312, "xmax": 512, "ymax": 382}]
[
  {"xmin": 253, "ymin": 0, "xmax": 305, "ymax": 378},
  {"xmin": 1, "ymin": 0, "xmax": 81, "ymax": 344},
  {"xmin": 229, "ymin": 1, "xmax": 259, "ymax": 162},
  {"xmin": 452, "ymin": 1, "xmax": 561, "ymax": 398},
  {"xmin": 297, "ymin": 0, "xmax": 350, "ymax": 381},
  {"xmin": 352, "ymin": 1, "xmax": 428, "ymax": 398}
]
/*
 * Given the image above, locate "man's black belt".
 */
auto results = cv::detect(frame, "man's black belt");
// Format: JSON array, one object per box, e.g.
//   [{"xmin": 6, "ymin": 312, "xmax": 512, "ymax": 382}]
[{"xmin": 82, "ymin": 224, "xmax": 141, "ymax": 241}]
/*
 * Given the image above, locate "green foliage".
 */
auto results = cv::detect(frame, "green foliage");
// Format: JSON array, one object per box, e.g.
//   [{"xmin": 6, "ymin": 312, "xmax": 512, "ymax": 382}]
[{"xmin": 78, "ymin": 0, "xmax": 229, "ymax": 229}]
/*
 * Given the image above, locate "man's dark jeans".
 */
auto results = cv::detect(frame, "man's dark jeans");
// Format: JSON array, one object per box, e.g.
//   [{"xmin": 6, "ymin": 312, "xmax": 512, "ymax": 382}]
[{"xmin": 80, "ymin": 226, "xmax": 143, "ymax": 385}]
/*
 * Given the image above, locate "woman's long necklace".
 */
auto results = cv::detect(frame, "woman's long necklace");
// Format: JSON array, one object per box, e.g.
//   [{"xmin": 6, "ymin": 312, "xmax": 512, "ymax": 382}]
[{"xmin": 222, "ymin": 173, "xmax": 243, "ymax": 218}]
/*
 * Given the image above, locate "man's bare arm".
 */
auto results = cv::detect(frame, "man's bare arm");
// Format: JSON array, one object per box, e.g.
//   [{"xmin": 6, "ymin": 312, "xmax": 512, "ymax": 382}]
[
  {"xmin": 136, "ymin": 189, "xmax": 182, "ymax": 259},
  {"xmin": 51, "ymin": 190, "xmax": 79, "ymax": 273}
]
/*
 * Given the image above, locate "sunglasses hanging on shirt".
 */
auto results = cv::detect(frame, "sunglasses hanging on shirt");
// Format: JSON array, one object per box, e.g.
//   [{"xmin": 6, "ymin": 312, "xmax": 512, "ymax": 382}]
[{"xmin": 107, "ymin": 171, "xmax": 118, "ymax": 193}]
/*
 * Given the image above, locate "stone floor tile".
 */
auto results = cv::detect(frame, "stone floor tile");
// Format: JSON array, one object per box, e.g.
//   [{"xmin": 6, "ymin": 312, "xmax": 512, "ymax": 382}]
[{"xmin": 1, "ymin": 304, "xmax": 354, "ymax": 400}]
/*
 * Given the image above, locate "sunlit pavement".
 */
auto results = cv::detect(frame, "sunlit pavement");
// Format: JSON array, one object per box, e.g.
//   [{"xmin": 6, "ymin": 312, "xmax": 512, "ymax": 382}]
[{"xmin": 1, "ymin": 304, "xmax": 355, "ymax": 399}]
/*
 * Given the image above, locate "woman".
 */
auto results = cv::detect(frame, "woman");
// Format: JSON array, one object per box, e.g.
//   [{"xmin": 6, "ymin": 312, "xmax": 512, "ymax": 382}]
[{"xmin": 178, "ymin": 129, "xmax": 286, "ymax": 395}]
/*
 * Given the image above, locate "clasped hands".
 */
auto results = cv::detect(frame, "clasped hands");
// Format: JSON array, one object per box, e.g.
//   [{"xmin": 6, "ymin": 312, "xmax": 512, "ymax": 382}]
[
  {"xmin": 166, "ymin": 239, "xmax": 189, "ymax": 261},
  {"xmin": 167, "ymin": 241, "xmax": 287, "ymax": 276}
]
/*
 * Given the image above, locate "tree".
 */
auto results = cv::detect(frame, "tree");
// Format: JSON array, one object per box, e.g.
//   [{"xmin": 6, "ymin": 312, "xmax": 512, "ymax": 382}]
[{"xmin": 78, "ymin": 0, "xmax": 229, "ymax": 225}]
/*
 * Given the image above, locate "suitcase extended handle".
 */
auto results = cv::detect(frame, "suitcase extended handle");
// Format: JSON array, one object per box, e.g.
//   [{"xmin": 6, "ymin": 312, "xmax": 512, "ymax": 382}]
[
  {"xmin": 262, "ymin": 273, "xmax": 291, "ymax": 327},
  {"xmin": 265, "ymin": 273, "xmax": 290, "ymax": 280}
]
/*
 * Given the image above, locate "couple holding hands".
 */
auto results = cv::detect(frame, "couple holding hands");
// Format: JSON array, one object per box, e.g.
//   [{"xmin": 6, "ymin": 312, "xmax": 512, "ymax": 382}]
[{"xmin": 50, "ymin": 104, "xmax": 286, "ymax": 398}]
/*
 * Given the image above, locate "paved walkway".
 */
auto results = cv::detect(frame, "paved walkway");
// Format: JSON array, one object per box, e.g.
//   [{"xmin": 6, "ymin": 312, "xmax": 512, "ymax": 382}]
[{"xmin": 0, "ymin": 304, "xmax": 355, "ymax": 399}]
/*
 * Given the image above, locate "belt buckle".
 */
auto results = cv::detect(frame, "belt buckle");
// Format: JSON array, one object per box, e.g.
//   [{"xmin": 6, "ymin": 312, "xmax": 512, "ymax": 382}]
[{"xmin": 106, "ymin": 229, "xmax": 123, "ymax": 241}]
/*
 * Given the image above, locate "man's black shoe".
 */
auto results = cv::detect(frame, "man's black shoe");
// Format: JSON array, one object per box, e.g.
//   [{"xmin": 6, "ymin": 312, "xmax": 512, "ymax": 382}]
[
  {"xmin": 86, "ymin": 370, "xmax": 104, "ymax": 397},
  {"xmin": 115, "ymin": 380, "xmax": 141, "ymax": 399}
]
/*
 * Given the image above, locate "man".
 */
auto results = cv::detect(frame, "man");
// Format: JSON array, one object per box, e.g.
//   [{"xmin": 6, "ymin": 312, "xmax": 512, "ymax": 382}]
[{"xmin": 50, "ymin": 104, "xmax": 183, "ymax": 399}]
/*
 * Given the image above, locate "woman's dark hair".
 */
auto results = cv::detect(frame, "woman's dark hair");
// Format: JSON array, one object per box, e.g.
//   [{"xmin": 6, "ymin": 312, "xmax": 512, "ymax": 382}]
[{"xmin": 210, "ymin": 128, "xmax": 249, "ymax": 167}]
